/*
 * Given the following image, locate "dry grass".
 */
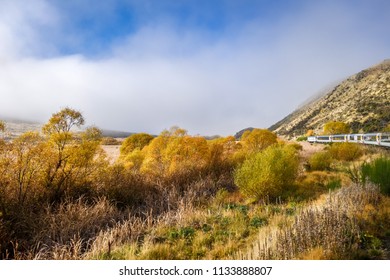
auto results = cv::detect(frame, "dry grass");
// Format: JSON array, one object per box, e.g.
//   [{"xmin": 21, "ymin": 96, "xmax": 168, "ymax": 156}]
[
  {"xmin": 7, "ymin": 181, "xmax": 388, "ymax": 260},
  {"xmin": 298, "ymin": 141, "xmax": 325, "ymax": 160},
  {"xmin": 21, "ymin": 197, "xmax": 123, "ymax": 259},
  {"xmin": 236, "ymin": 184, "xmax": 381, "ymax": 260},
  {"xmin": 1, "ymin": 168, "xmax": 228, "ymax": 259}
]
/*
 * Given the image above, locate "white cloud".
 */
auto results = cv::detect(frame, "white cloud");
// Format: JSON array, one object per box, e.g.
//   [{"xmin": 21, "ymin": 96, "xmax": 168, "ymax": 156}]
[
  {"xmin": 0, "ymin": 0, "xmax": 59, "ymax": 59},
  {"xmin": 0, "ymin": 1, "xmax": 389, "ymax": 135}
]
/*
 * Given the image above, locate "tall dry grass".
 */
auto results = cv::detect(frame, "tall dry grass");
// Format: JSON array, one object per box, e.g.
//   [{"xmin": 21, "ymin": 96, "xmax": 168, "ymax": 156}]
[
  {"xmin": 236, "ymin": 184, "xmax": 381, "ymax": 259},
  {"xmin": 85, "ymin": 177, "xmax": 223, "ymax": 260},
  {"xmin": 5, "ymin": 174, "xmax": 224, "ymax": 259},
  {"xmin": 10, "ymin": 197, "xmax": 123, "ymax": 259}
]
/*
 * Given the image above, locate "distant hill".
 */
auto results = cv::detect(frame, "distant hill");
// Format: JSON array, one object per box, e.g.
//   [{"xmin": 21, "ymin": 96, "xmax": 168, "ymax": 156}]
[
  {"xmin": 0, "ymin": 118, "xmax": 42, "ymax": 138},
  {"xmin": 0, "ymin": 117, "xmax": 134, "ymax": 139},
  {"xmin": 100, "ymin": 129, "xmax": 134, "ymax": 138},
  {"xmin": 234, "ymin": 127, "xmax": 255, "ymax": 140},
  {"xmin": 269, "ymin": 59, "xmax": 390, "ymax": 136}
]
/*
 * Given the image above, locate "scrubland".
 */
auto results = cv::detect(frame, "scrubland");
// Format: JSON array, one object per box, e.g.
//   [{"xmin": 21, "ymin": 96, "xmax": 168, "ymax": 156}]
[{"xmin": 0, "ymin": 109, "xmax": 389, "ymax": 260}]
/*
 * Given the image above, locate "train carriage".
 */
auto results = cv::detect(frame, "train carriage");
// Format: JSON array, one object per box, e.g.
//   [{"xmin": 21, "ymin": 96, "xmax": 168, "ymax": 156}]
[{"xmin": 307, "ymin": 132, "xmax": 390, "ymax": 148}]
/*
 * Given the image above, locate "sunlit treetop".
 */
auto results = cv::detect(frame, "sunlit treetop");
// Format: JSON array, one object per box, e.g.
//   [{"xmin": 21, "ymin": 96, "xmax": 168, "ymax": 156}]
[{"xmin": 42, "ymin": 107, "xmax": 85, "ymax": 135}]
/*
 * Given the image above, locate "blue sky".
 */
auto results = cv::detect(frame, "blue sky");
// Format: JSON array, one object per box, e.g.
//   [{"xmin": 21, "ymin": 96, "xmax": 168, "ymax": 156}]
[
  {"xmin": 27, "ymin": 0, "xmax": 304, "ymax": 57},
  {"xmin": 0, "ymin": 0, "xmax": 389, "ymax": 135}
]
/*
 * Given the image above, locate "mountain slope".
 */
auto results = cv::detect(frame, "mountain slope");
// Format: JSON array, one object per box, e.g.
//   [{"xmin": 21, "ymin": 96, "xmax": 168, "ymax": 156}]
[{"xmin": 270, "ymin": 59, "xmax": 390, "ymax": 136}]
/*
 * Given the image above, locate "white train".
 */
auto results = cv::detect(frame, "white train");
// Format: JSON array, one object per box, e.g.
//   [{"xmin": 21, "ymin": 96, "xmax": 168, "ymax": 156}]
[{"xmin": 307, "ymin": 133, "xmax": 390, "ymax": 147}]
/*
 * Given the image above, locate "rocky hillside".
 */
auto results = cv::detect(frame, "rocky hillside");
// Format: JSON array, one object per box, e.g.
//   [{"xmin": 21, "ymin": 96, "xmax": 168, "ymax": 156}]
[{"xmin": 270, "ymin": 59, "xmax": 390, "ymax": 136}]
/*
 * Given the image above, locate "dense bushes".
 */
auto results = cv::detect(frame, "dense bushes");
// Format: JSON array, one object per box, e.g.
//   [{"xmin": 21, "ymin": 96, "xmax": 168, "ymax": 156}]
[
  {"xmin": 307, "ymin": 143, "xmax": 363, "ymax": 171},
  {"xmin": 234, "ymin": 145, "xmax": 299, "ymax": 201},
  {"xmin": 119, "ymin": 128, "xmax": 241, "ymax": 191},
  {"xmin": 308, "ymin": 152, "xmax": 332, "ymax": 171},
  {"xmin": 0, "ymin": 109, "xmax": 112, "ymax": 258},
  {"xmin": 0, "ymin": 111, "xmax": 247, "ymax": 258},
  {"xmin": 140, "ymin": 128, "xmax": 210, "ymax": 178},
  {"xmin": 329, "ymin": 143, "xmax": 362, "ymax": 162}
]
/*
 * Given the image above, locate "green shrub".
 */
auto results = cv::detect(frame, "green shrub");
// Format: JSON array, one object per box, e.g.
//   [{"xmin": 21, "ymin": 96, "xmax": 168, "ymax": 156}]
[
  {"xmin": 361, "ymin": 157, "xmax": 390, "ymax": 195},
  {"xmin": 249, "ymin": 216, "xmax": 268, "ymax": 228},
  {"xmin": 326, "ymin": 178, "xmax": 342, "ymax": 190},
  {"xmin": 234, "ymin": 145, "xmax": 299, "ymax": 200},
  {"xmin": 308, "ymin": 151, "xmax": 332, "ymax": 171},
  {"xmin": 179, "ymin": 227, "xmax": 196, "ymax": 240},
  {"xmin": 346, "ymin": 163, "xmax": 364, "ymax": 185},
  {"xmin": 296, "ymin": 136, "xmax": 307, "ymax": 142}
]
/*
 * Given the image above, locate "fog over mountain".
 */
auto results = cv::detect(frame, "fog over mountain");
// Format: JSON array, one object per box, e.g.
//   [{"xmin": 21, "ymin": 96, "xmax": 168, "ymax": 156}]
[{"xmin": 270, "ymin": 60, "xmax": 390, "ymax": 136}]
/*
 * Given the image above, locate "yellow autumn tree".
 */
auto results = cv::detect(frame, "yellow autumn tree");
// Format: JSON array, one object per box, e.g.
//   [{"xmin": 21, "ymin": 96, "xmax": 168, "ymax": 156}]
[
  {"xmin": 41, "ymin": 108, "xmax": 106, "ymax": 200},
  {"xmin": 120, "ymin": 133, "xmax": 154, "ymax": 156},
  {"xmin": 323, "ymin": 121, "xmax": 350, "ymax": 135},
  {"xmin": 207, "ymin": 136, "xmax": 242, "ymax": 176},
  {"xmin": 306, "ymin": 129, "xmax": 315, "ymax": 136},
  {"xmin": 68, "ymin": 126, "xmax": 104, "ymax": 171},
  {"xmin": 140, "ymin": 127, "xmax": 209, "ymax": 178},
  {"xmin": 42, "ymin": 108, "xmax": 85, "ymax": 195},
  {"xmin": 5, "ymin": 132, "xmax": 46, "ymax": 206},
  {"xmin": 240, "ymin": 128, "xmax": 277, "ymax": 154}
]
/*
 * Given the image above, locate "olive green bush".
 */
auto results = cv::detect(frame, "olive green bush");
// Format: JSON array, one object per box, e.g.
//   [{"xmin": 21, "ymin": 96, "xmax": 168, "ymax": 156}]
[
  {"xmin": 361, "ymin": 157, "xmax": 390, "ymax": 195},
  {"xmin": 234, "ymin": 145, "xmax": 299, "ymax": 200},
  {"xmin": 329, "ymin": 143, "xmax": 362, "ymax": 162},
  {"xmin": 308, "ymin": 151, "xmax": 333, "ymax": 171}
]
